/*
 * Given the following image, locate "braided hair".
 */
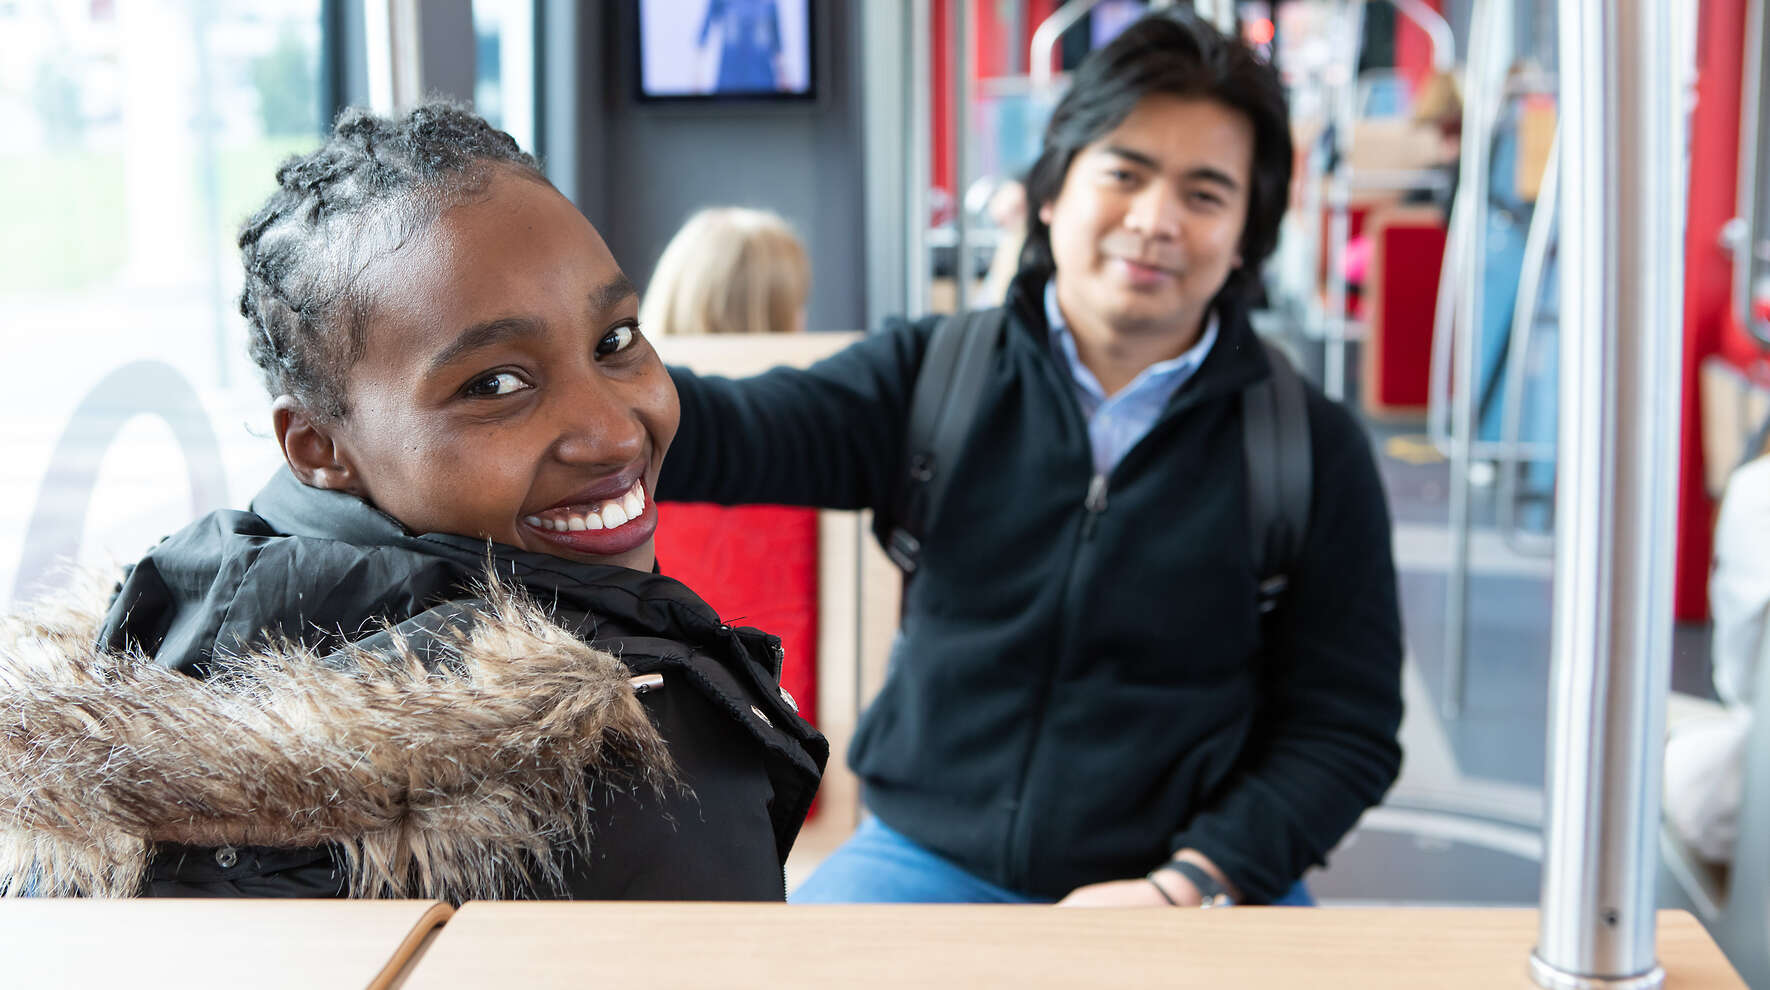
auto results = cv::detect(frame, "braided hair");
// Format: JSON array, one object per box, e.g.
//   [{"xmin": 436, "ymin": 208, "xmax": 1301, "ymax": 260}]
[{"xmin": 237, "ymin": 102, "xmax": 544, "ymax": 419}]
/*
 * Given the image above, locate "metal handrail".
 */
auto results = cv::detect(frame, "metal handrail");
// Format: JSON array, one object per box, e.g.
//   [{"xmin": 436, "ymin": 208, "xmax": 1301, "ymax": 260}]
[
  {"xmin": 1029, "ymin": 0, "xmax": 1107, "ymax": 92},
  {"xmin": 1737, "ymin": 0, "xmax": 1770, "ymax": 348},
  {"xmin": 1496, "ymin": 130, "xmax": 1560, "ymax": 559},
  {"xmin": 1438, "ymin": 0, "xmax": 1513, "ymax": 720},
  {"xmin": 1320, "ymin": 0, "xmax": 1366, "ymax": 400},
  {"xmin": 1190, "ymin": 0, "xmax": 1234, "ymax": 33},
  {"xmin": 1426, "ymin": 188, "xmax": 1465, "ymax": 453},
  {"xmin": 1391, "ymin": 0, "xmax": 1455, "ymax": 73}
]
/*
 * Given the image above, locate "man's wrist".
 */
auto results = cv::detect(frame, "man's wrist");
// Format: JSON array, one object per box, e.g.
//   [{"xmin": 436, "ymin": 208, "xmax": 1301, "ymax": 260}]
[
  {"xmin": 1149, "ymin": 860, "xmax": 1234, "ymax": 907},
  {"xmin": 1144, "ymin": 863, "xmax": 1200, "ymax": 905},
  {"xmin": 1148, "ymin": 850, "xmax": 1241, "ymax": 907}
]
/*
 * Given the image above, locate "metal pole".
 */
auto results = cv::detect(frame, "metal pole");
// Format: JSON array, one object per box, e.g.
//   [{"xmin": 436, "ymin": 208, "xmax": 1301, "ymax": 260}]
[
  {"xmin": 1322, "ymin": 0, "xmax": 1364, "ymax": 403},
  {"xmin": 1191, "ymin": 0, "xmax": 1233, "ymax": 34},
  {"xmin": 1498, "ymin": 131, "xmax": 1560, "ymax": 557},
  {"xmin": 1030, "ymin": 0, "xmax": 1106, "ymax": 93},
  {"xmin": 952, "ymin": 0, "xmax": 972, "ymax": 316},
  {"xmin": 907, "ymin": 0, "xmax": 932, "ymax": 315},
  {"xmin": 1532, "ymin": 0, "xmax": 1687, "ymax": 984},
  {"xmin": 1737, "ymin": 0, "xmax": 1770, "ymax": 347},
  {"xmin": 1440, "ymin": 0, "xmax": 1506, "ymax": 720}
]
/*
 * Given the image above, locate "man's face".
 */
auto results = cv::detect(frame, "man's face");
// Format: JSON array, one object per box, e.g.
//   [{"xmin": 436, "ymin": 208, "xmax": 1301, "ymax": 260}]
[
  {"xmin": 1040, "ymin": 93, "xmax": 1255, "ymax": 344},
  {"xmin": 318, "ymin": 168, "xmax": 679, "ymax": 571}
]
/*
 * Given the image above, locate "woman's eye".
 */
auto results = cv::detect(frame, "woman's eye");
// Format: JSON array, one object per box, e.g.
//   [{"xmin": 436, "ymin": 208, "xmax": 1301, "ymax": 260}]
[
  {"xmin": 596, "ymin": 323, "xmax": 638, "ymax": 358},
  {"xmin": 463, "ymin": 371, "xmax": 530, "ymax": 397}
]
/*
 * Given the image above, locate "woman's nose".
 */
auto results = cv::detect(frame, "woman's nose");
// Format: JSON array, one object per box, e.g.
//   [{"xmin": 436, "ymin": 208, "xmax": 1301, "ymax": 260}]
[{"xmin": 550, "ymin": 376, "xmax": 645, "ymax": 468}]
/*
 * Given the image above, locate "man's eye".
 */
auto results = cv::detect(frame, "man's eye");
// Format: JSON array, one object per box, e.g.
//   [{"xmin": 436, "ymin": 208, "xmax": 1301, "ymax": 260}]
[
  {"xmin": 464, "ymin": 371, "xmax": 530, "ymax": 397},
  {"xmin": 597, "ymin": 323, "xmax": 638, "ymax": 358}
]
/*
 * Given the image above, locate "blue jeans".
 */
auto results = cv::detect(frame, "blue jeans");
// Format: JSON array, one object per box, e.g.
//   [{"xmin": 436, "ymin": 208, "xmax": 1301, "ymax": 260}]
[{"xmin": 791, "ymin": 816, "xmax": 1314, "ymax": 906}]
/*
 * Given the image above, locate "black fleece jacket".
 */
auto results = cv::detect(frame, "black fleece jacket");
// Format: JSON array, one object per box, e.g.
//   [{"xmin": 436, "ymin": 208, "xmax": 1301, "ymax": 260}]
[{"xmin": 658, "ymin": 275, "xmax": 1404, "ymax": 902}]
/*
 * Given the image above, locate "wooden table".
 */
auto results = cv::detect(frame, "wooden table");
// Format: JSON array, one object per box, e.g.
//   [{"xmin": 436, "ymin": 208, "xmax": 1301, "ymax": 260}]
[
  {"xmin": 0, "ymin": 898, "xmax": 452, "ymax": 990},
  {"xmin": 391, "ymin": 905, "xmax": 1744, "ymax": 989}
]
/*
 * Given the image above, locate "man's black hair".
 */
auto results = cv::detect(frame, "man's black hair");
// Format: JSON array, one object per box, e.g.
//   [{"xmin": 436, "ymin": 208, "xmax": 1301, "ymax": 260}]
[
  {"xmin": 1020, "ymin": 11, "xmax": 1293, "ymax": 304},
  {"xmin": 237, "ymin": 102, "xmax": 545, "ymax": 420}
]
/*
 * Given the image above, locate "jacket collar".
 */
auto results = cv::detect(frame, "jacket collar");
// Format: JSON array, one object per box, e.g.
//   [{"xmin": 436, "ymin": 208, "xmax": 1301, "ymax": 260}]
[{"xmin": 249, "ymin": 468, "xmax": 726, "ymax": 641}]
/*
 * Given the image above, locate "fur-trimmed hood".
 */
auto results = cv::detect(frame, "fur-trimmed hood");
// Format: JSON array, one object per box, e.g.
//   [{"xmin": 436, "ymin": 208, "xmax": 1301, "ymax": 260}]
[{"xmin": 0, "ymin": 569, "xmax": 673, "ymax": 902}]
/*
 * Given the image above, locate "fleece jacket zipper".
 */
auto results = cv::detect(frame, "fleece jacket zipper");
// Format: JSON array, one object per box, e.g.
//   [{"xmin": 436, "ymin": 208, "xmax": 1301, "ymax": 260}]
[{"xmin": 998, "ymin": 469, "xmax": 1108, "ymax": 890}]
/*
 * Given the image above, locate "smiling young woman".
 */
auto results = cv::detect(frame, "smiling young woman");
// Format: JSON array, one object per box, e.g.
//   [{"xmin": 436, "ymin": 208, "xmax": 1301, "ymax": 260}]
[{"xmin": 0, "ymin": 103, "xmax": 824, "ymax": 903}]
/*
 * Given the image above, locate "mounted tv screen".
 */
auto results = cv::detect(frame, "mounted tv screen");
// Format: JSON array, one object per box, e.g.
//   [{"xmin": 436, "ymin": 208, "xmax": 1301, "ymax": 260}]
[{"xmin": 638, "ymin": 0, "xmax": 815, "ymax": 101}]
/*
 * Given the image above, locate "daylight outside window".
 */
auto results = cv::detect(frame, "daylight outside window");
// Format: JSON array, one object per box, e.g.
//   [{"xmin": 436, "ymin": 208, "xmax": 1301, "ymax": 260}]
[{"xmin": 0, "ymin": 0, "xmax": 324, "ymax": 606}]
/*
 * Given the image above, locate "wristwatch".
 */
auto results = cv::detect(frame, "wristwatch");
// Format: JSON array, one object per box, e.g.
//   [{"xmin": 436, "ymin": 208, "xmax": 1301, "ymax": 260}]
[{"xmin": 1149, "ymin": 859, "xmax": 1236, "ymax": 908}]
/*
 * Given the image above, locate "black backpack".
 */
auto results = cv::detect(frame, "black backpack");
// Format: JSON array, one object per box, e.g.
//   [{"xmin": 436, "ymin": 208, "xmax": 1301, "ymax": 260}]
[{"xmin": 882, "ymin": 308, "xmax": 1312, "ymax": 620}]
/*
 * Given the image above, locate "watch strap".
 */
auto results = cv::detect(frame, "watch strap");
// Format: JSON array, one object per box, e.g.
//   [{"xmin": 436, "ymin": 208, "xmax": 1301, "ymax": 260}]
[{"xmin": 1149, "ymin": 859, "xmax": 1236, "ymax": 908}]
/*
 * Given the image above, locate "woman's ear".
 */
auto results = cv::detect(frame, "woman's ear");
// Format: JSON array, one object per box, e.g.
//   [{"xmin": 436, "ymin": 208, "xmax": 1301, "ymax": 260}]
[{"xmin": 272, "ymin": 396, "xmax": 363, "ymax": 494}]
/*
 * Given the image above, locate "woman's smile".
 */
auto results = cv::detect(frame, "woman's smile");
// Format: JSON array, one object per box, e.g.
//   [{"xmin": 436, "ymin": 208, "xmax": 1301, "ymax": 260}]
[{"xmin": 522, "ymin": 475, "xmax": 658, "ymax": 557}]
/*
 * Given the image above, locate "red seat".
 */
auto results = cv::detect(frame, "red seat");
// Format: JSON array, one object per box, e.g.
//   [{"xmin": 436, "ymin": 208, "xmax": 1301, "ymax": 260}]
[
  {"xmin": 653, "ymin": 502, "xmax": 820, "ymax": 733},
  {"xmin": 1361, "ymin": 205, "xmax": 1450, "ymax": 416}
]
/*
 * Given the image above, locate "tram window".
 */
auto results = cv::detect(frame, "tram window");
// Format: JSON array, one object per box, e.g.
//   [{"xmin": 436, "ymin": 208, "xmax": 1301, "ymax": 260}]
[
  {"xmin": 0, "ymin": 0, "xmax": 326, "ymax": 606},
  {"xmin": 473, "ymin": 0, "xmax": 534, "ymax": 153}
]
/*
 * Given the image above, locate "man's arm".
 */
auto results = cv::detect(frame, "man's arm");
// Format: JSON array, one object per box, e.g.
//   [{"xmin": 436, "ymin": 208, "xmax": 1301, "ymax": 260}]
[
  {"xmin": 658, "ymin": 318, "xmax": 935, "ymax": 512},
  {"xmin": 1166, "ymin": 394, "xmax": 1405, "ymax": 903}
]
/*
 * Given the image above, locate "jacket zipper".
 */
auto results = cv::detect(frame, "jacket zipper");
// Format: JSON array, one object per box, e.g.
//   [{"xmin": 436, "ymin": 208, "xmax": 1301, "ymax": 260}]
[
  {"xmin": 1081, "ymin": 473, "xmax": 1109, "ymax": 538},
  {"xmin": 999, "ymin": 470, "xmax": 1108, "ymax": 889}
]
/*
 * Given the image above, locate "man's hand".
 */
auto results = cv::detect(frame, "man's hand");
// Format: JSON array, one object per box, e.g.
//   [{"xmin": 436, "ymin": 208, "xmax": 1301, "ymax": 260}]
[{"xmin": 1056, "ymin": 876, "xmax": 1198, "ymax": 907}]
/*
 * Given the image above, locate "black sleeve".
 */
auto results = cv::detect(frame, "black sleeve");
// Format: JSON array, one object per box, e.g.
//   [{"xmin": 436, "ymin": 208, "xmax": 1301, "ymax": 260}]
[
  {"xmin": 1172, "ymin": 391, "xmax": 1406, "ymax": 903},
  {"xmin": 657, "ymin": 318, "xmax": 937, "ymax": 512}
]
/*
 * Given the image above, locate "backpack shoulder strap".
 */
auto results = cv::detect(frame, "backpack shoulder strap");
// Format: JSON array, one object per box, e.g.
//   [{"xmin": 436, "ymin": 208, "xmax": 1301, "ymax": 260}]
[
  {"xmin": 884, "ymin": 308, "xmax": 1007, "ymax": 573},
  {"xmin": 1242, "ymin": 339, "xmax": 1313, "ymax": 616}
]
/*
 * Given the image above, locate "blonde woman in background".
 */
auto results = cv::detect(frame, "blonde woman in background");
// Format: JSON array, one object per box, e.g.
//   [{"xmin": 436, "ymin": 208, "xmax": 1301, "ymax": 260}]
[{"xmin": 641, "ymin": 207, "xmax": 809, "ymax": 336}]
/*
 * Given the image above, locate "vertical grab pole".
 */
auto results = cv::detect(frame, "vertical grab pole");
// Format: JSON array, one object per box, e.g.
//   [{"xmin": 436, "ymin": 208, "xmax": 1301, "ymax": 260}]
[
  {"xmin": 952, "ymin": 0, "xmax": 972, "ymax": 317},
  {"xmin": 1498, "ymin": 131, "xmax": 1560, "ymax": 556},
  {"xmin": 1440, "ymin": 0, "xmax": 1505, "ymax": 719},
  {"xmin": 1322, "ymin": 0, "xmax": 1364, "ymax": 403},
  {"xmin": 1531, "ymin": 0, "xmax": 1688, "ymax": 985},
  {"xmin": 907, "ymin": 0, "xmax": 933, "ymax": 317},
  {"xmin": 1739, "ymin": 0, "xmax": 1770, "ymax": 348}
]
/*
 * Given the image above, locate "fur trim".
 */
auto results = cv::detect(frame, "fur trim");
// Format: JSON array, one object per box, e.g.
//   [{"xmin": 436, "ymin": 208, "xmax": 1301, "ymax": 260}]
[{"xmin": 0, "ymin": 568, "xmax": 674, "ymax": 901}]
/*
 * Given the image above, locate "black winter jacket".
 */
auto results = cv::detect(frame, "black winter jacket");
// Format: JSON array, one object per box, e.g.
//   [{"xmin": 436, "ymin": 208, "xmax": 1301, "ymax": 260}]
[
  {"xmin": 0, "ymin": 470, "xmax": 825, "ymax": 902},
  {"xmin": 659, "ymin": 275, "xmax": 1403, "ymax": 902}
]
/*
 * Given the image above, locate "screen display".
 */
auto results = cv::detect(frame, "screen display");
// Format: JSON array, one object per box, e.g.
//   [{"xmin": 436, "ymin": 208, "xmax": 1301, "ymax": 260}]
[{"xmin": 638, "ymin": 0, "xmax": 814, "ymax": 100}]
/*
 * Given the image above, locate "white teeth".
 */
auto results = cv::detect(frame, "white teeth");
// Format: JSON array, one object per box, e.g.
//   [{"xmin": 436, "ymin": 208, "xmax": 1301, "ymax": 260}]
[{"xmin": 533, "ymin": 479, "xmax": 646, "ymax": 534}]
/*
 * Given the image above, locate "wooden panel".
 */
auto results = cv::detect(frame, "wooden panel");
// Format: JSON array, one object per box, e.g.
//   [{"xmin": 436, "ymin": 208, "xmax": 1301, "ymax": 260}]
[
  {"xmin": 1698, "ymin": 356, "xmax": 1770, "ymax": 496},
  {"xmin": 650, "ymin": 331, "xmax": 862, "ymax": 377},
  {"xmin": 394, "ymin": 904, "xmax": 1743, "ymax": 989},
  {"xmin": 0, "ymin": 898, "xmax": 452, "ymax": 990}
]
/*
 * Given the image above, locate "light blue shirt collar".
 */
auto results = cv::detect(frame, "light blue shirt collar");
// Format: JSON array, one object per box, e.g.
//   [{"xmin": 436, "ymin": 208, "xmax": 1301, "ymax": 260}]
[
  {"xmin": 1043, "ymin": 280, "xmax": 1219, "ymax": 476},
  {"xmin": 1043, "ymin": 281, "xmax": 1218, "ymax": 402}
]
